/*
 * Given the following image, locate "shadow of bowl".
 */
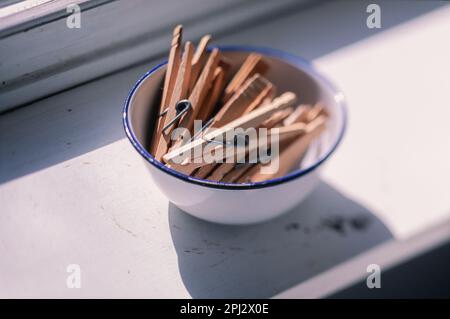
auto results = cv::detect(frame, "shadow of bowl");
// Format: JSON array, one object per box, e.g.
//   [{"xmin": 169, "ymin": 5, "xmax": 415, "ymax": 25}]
[{"xmin": 168, "ymin": 181, "xmax": 393, "ymax": 298}]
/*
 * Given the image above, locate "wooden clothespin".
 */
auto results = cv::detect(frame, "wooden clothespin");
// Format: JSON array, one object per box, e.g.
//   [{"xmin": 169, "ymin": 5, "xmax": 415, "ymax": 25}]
[
  {"xmin": 170, "ymin": 66, "xmax": 226, "ymax": 180},
  {"xmin": 196, "ymin": 66, "xmax": 225, "ymax": 122},
  {"xmin": 206, "ymin": 105, "xmax": 292, "ymax": 182},
  {"xmin": 163, "ymin": 92, "xmax": 297, "ymax": 175},
  {"xmin": 193, "ymin": 74, "xmax": 274, "ymax": 179},
  {"xmin": 218, "ymin": 121, "xmax": 320, "ymax": 169},
  {"xmin": 283, "ymin": 104, "xmax": 310, "ymax": 126},
  {"xmin": 221, "ymin": 164, "xmax": 252, "ymax": 183},
  {"xmin": 150, "ymin": 25, "xmax": 183, "ymax": 155},
  {"xmin": 149, "ymin": 28, "xmax": 331, "ymax": 184},
  {"xmin": 240, "ymin": 78, "xmax": 275, "ymax": 115},
  {"xmin": 194, "ymin": 163, "xmax": 217, "ymax": 179},
  {"xmin": 306, "ymin": 102, "xmax": 327, "ymax": 122},
  {"xmin": 189, "ymin": 35, "xmax": 211, "ymax": 93},
  {"xmin": 239, "ymin": 115, "xmax": 327, "ymax": 183},
  {"xmin": 236, "ymin": 104, "xmax": 328, "ymax": 183},
  {"xmin": 169, "ymin": 49, "xmax": 221, "ymax": 151},
  {"xmin": 261, "ymin": 106, "xmax": 294, "ymax": 128},
  {"xmin": 154, "ymin": 41, "xmax": 194, "ymax": 161},
  {"xmin": 218, "ymin": 56, "xmax": 232, "ymax": 75},
  {"xmin": 207, "ymin": 161, "xmax": 234, "ymax": 181},
  {"xmin": 223, "ymin": 53, "xmax": 268, "ymax": 102},
  {"xmin": 177, "ymin": 49, "xmax": 220, "ymax": 132},
  {"xmin": 212, "ymin": 74, "xmax": 274, "ymax": 128}
]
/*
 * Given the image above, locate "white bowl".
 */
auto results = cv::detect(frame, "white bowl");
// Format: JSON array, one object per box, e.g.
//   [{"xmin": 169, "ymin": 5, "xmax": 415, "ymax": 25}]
[{"xmin": 123, "ymin": 46, "xmax": 347, "ymax": 225}]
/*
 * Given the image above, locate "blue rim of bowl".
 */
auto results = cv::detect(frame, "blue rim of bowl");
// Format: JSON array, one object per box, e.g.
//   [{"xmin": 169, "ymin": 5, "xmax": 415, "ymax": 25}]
[{"xmin": 123, "ymin": 45, "xmax": 347, "ymax": 190}]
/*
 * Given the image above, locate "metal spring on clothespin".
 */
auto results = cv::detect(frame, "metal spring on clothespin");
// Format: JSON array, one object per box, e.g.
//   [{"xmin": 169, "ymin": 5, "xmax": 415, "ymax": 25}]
[{"xmin": 161, "ymin": 99, "xmax": 192, "ymax": 135}]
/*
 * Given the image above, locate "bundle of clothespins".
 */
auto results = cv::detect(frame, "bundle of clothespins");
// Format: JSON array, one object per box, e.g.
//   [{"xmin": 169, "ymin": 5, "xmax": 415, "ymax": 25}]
[{"xmin": 150, "ymin": 25, "xmax": 329, "ymax": 183}]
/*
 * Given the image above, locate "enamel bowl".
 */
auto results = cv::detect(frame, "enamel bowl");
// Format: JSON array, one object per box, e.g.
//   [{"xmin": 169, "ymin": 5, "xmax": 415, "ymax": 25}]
[{"xmin": 123, "ymin": 46, "xmax": 346, "ymax": 224}]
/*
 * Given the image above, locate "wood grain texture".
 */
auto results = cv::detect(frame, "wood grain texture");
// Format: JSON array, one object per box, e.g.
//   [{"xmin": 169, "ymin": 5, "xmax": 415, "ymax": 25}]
[
  {"xmin": 197, "ymin": 66, "xmax": 226, "ymax": 122},
  {"xmin": 177, "ymin": 49, "xmax": 221, "ymax": 134},
  {"xmin": 168, "ymin": 49, "xmax": 221, "ymax": 151},
  {"xmin": 189, "ymin": 34, "xmax": 212, "ymax": 93},
  {"xmin": 222, "ymin": 53, "xmax": 268, "ymax": 102},
  {"xmin": 211, "ymin": 74, "xmax": 273, "ymax": 128},
  {"xmin": 163, "ymin": 92, "xmax": 297, "ymax": 168},
  {"xmin": 154, "ymin": 41, "xmax": 194, "ymax": 161},
  {"xmin": 150, "ymin": 25, "xmax": 183, "ymax": 155},
  {"xmin": 241, "ymin": 116, "xmax": 326, "ymax": 183}
]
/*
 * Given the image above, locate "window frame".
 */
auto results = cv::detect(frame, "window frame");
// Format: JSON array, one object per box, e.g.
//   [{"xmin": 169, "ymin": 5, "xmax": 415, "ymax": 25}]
[{"xmin": 0, "ymin": 0, "xmax": 309, "ymax": 113}]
